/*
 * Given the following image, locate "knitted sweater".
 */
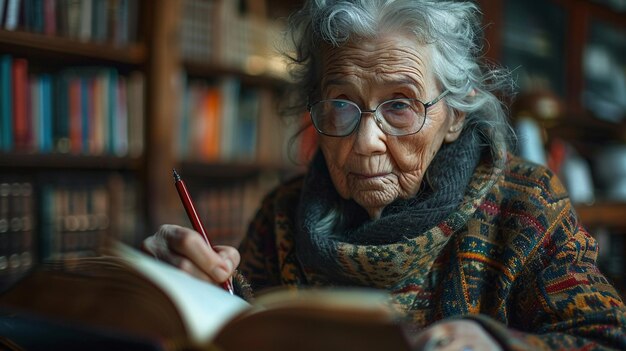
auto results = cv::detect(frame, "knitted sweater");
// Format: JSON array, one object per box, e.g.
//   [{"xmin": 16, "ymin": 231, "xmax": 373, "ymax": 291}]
[{"xmin": 238, "ymin": 154, "xmax": 626, "ymax": 350}]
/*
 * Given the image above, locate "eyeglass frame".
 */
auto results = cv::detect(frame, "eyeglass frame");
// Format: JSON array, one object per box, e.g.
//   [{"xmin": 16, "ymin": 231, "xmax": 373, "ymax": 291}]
[{"xmin": 307, "ymin": 89, "xmax": 451, "ymax": 137}]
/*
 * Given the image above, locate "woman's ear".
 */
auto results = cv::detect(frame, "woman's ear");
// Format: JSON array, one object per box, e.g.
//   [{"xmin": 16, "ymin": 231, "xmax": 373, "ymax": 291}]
[
  {"xmin": 444, "ymin": 88, "xmax": 474, "ymax": 143},
  {"xmin": 444, "ymin": 109, "xmax": 466, "ymax": 143}
]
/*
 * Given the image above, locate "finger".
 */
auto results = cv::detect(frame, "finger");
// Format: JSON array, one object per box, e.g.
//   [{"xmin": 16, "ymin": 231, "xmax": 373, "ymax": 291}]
[
  {"xmin": 165, "ymin": 226, "xmax": 235, "ymax": 283},
  {"xmin": 142, "ymin": 224, "xmax": 184, "ymax": 257},
  {"xmin": 419, "ymin": 320, "xmax": 502, "ymax": 351},
  {"xmin": 155, "ymin": 249, "xmax": 213, "ymax": 282},
  {"xmin": 213, "ymin": 245, "xmax": 241, "ymax": 272},
  {"xmin": 419, "ymin": 324, "xmax": 453, "ymax": 351}
]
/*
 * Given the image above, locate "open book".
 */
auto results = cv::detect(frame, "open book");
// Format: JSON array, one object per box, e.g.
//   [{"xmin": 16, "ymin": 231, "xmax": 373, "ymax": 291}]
[{"xmin": 0, "ymin": 242, "xmax": 410, "ymax": 350}]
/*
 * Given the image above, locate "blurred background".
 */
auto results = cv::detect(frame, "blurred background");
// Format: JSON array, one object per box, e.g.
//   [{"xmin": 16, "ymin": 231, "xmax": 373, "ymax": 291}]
[{"xmin": 0, "ymin": 0, "xmax": 625, "ymax": 296}]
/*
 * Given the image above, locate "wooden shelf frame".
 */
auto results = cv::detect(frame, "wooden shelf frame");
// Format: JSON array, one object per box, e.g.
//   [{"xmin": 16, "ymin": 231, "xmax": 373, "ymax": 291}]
[
  {"xmin": 576, "ymin": 202, "xmax": 626, "ymax": 231},
  {"xmin": 0, "ymin": 153, "xmax": 142, "ymax": 171},
  {"xmin": 0, "ymin": 30, "xmax": 147, "ymax": 65},
  {"xmin": 183, "ymin": 60, "xmax": 290, "ymax": 88}
]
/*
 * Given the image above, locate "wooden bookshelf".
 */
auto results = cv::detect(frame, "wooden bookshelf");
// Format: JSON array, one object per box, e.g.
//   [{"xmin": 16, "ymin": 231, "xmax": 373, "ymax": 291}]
[
  {"xmin": 0, "ymin": 30, "xmax": 147, "ymax": 65},
  {"xmin": 178, "ymin": 160, "xmax": 304, "ymax": 179},
  {"xmin": 0, "ymin": 0, "xmax": 149, "ymax": 270},
  {"xmin": 0, "ymin": 153, "xmax": 142, "ymax": 171},
  {"xmin": 183, "ymin": 61, "xmax": 289, "ymax": 88},
  {"xmin": 576, "ymin": 202, "xmax": 626, "ymax": 230}
]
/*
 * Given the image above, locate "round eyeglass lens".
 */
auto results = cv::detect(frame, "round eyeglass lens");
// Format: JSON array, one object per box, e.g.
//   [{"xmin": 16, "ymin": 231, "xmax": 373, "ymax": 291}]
[
  {"xmin": 378, "ymin": 99, "xmax": 426, "ymax": 135},
  {"xmin": 311, "ymin": 100, "xmax": 361, "ymax": 136}
]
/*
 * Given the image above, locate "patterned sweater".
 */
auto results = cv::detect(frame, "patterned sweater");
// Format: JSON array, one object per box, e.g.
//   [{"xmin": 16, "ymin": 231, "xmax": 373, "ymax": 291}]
[{"xmin": 237, "ymin": 154, "xmax": 626, "ymax": 350}]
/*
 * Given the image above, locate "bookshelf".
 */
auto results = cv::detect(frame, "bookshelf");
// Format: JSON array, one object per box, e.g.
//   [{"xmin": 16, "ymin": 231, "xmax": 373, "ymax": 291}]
[
  {"xmin": 146, "ymin": 0, "xmax": 312, "ymax": 246},
  {"xmin": 0, "ymin": 0, "xmax": 150, "ymax": 289},
  {"xmin": 0, "ymin": 0, "xmax": 309, "ymax": 288},
  {"xmin": 478, "ymin": 0, "xmax": 626, "ymax": 293}
]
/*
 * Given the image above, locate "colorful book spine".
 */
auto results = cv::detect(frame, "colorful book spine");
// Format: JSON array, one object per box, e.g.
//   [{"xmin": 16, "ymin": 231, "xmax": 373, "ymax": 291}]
[
  {"xmin": 40, "ymin": 74, "xmax": 53, "ymax": 152},
  {"xmin": 54, "ymin": 74, "xmax": 70, "ymax": 153},
  {"xmin": 0, "ymin": 55, "xmax": 13, "ymax": 152},
  {"xmin": 81, "ymin": 77, "xmax": 90, "ymax": 154},
  {"xmin": 4, "ymin": 0, "xmax": 21, "ymax": 30},
  {"xmin": 107, "ymin": 69, "xmax": 118, "ymax": 155},
  {"xmin": 11, "ymin": 59, "xmax": 28, "ymax": 151}
]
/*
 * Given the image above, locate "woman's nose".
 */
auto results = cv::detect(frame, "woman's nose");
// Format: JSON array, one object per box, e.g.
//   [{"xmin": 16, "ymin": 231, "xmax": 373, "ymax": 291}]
[{"xmin": 353, "ymin": 113, "xmax": 387, "ymax": 155}]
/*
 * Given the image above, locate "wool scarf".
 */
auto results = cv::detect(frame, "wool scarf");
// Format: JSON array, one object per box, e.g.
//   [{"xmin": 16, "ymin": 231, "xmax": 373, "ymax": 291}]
[{"xmin": 294, "ymin": 131, "xmax": 483, "ymax": 288}]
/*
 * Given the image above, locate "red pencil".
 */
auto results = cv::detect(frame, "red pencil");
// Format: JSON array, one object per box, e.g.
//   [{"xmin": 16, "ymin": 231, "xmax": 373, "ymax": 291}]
[{"xmin": 173, "ymin": 169, "xmax": 234, "ymax": 294}]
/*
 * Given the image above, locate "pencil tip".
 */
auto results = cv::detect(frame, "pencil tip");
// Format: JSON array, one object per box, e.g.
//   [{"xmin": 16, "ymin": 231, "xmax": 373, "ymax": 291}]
[{"xmin": 172, "ymin": 169, "xmax": 180, "ymax": 181}]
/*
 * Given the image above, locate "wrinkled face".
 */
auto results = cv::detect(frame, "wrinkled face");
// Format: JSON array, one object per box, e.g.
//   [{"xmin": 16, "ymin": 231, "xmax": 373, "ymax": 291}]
[{"xmin": 318, "ymin": 33, "xmax": 465, "ymax": 219}]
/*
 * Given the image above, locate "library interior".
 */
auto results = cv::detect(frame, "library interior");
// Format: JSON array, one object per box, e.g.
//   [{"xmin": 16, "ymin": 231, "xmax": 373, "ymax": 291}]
[{"xmin": 0, "ymin": 0, "xmax": 626, "ymax": 350}]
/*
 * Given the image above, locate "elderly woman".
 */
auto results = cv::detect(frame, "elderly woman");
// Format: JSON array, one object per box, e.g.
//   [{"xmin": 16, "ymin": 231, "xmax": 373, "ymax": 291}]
[{"xmin": 144, "ymin": 0, "xmax": 626, "ymax": 349}]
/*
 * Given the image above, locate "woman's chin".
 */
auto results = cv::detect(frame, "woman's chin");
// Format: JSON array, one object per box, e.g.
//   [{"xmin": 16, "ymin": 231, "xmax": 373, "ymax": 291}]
[{"xmin": 351, "ymin": 189, "xmax": 397, "ymax": 219}]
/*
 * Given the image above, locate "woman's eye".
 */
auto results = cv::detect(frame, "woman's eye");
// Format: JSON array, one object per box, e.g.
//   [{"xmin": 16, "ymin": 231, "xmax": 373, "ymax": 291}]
[
  {"xmin": 332, "ymin": 101, "xmax": 350, "ymax": 109},
  {"xmin": 389, "ymin": 101, "xmax": 410, "ymax": 110}
]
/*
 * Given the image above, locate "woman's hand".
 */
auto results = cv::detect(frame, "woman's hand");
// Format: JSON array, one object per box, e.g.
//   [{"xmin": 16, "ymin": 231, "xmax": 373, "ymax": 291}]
[
  {"xmin": 142, "ymin": 224, "xmax": 240, "ymax": 285},
  {"xmin": 413, "ymin": 320, "xmax": 502, "ymax": 351}
]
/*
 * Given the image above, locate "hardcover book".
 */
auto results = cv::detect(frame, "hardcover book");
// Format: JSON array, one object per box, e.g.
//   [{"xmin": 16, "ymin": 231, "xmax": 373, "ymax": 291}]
[{"xmin": 0, "ymin": 242, "xmax": 411, "ymax": 351}]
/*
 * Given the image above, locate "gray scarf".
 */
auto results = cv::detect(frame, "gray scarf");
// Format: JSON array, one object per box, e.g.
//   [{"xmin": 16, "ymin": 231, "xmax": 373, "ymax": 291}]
[{"xmin": 294, "ymin": 130, "xmax": 482, "ymax": 286}]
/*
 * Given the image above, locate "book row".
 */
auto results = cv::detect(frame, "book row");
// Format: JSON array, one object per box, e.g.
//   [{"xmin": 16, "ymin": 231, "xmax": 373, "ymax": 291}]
[
  {"xmin": 0, "ymin": 55, "xmax": 145, "ymax": 156},
  {"xmin": 176, "ymin": 75, "xmax": 304, "ymax": 165},
  {"xmin": 39, "ymin": 174, "xmax": 142, "ymax": 260},
  {"xmin": 39, "ymin": 184, "xmax": 109, "ymax": 261},
  {"xmin": 183, "ymin": 173, "xmax": 282, "ymax": 247},
  {"xmin": 0, "ymin": 173, "xmax": 142, "ymax": 290},
  {"xmin": 0, "ymin": 0, "xmax": 139, "ymax": 45},
  {"xmin": 0, "ymin": 181, "xmax": 35, "ymax": 290},
  {"xmin": 180, "ymin": 0, "xmax": 289, "ymax": 80}
]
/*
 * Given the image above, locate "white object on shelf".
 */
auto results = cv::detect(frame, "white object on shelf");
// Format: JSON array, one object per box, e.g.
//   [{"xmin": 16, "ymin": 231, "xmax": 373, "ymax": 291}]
[
  {"xmin": 515, "ymin": 117, "xmax": 547, "ymax": 166},
  {"xmin": 561, "ymin": 156, "xmax": 595, "ymax": 204}
]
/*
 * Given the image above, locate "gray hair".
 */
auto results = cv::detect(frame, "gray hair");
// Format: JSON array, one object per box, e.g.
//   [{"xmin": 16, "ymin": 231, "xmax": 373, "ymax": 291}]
[{"xmin": 282, "ymin": 0, "xmax": 516, "ymax": 161}]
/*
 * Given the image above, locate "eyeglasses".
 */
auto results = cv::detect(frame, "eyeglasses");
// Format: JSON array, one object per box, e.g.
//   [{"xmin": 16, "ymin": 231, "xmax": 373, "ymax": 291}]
[{"xmin": 308, "ymin": 89, "xmax": 450, "ymax": 137}]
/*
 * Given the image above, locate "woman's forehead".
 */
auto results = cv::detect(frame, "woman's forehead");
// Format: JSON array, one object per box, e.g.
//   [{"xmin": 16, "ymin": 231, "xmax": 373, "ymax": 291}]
[{"xmin": 320, "ymin": 35, "xmax": 432, "ymax": 92}]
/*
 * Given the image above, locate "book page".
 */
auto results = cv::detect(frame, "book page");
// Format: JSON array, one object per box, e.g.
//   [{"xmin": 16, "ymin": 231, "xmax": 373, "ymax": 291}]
[{"xmin": 114, "ymin": 243, "xmax": 250, "ymax": 343}]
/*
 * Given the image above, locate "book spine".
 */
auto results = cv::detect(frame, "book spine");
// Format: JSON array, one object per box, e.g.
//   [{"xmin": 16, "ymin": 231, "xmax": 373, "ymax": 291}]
[
  {"xmin": 68, "ymin": 77, "xmax": 82, "ymax": 154},
  {"xmin": 8, "ymin": 183, "xmax": 22, "ymax": 274},
  {"xmin": 176, "ymin": 72, "xmax": 190, "ymax": 158},
  {"xmin": 235, "ymin": 88, "xmax": 260, "ymax": 161},
  {"xmin": 0, "ymin": 183, "xmax": 10, "ymax": 286},
  {"xmin": 39, "ymin": 184, "xmax": 53, "ymax": 260},
  {"xmin": 90, "ymin": 73, "xmax": 103, "ymax": 155},
  {"xmin": 0, "ymin": 55, "xmax": 13, "ymax": 152},
  {"xmin": 218, "ymin": 78, "xmax": 239, "ymax": 161},
  {"xmin": 126, "ymin": 0, "xmax": 137, "ymax": 43},
  {"xmin": 54, "ymin": 74, "xmax": 70, "ymax": 153},
  {"xmin": 19, "ymin": 182, "xmax": 34, "ymax": 272},
  {"xmin": 4, "ymin": 0, "xmax": 21, "ymax": 30},
  {"xmin": 32, "ymin": 0, "xmax": 44, "ymax": 33},
  {"xmin": 106, "ymin": 0, "xmax": 119, "ymax": 43},
  {"xmin": 43, "ymin": 0, "xmax": 55, "ymax": 35},
  {"xmin": 91, "ymin": 0, "xmax": 107, "ymax": 42},
  {"xmin": 107, "ymin": 69, "xmax": 118, "ymax": 155},
  {"xmin": 29, "ymin": 74, "xmax": 40, "ymax": 152},
  {"xmin": 127, "ymin": 71, "xmax": 144, "ymax": 157},
  {"xmin": 81, "ymin": 77, "xmax": 90, "ymax": 154},
  {"xmin": 115, "ymin": 0, "xmax": 128, "ymax": 45},
  {"xmin": 78, "ymin": 0, "xmax": 92, "ymax": 41},
  {"xmin": 11, "ymin": 58, "xmax": 28, "ymax": 152},
  {"xmin": 0, "ymin": 0, "xmax": 6, "ymax": 27},
  {"xmin": 66, "ymin": 0, "xmax": 80, "ymax": 38},
  {"xmin": 115, "ymin": 74, "xmax": 128, "ymax": 156},
  {"xmin": 41, "ymin": 74, "xmax": 53, "ymax": 153},
  {"xmin": 204, "ymin": 85, "xmax": 222, "ymax": 161}
]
